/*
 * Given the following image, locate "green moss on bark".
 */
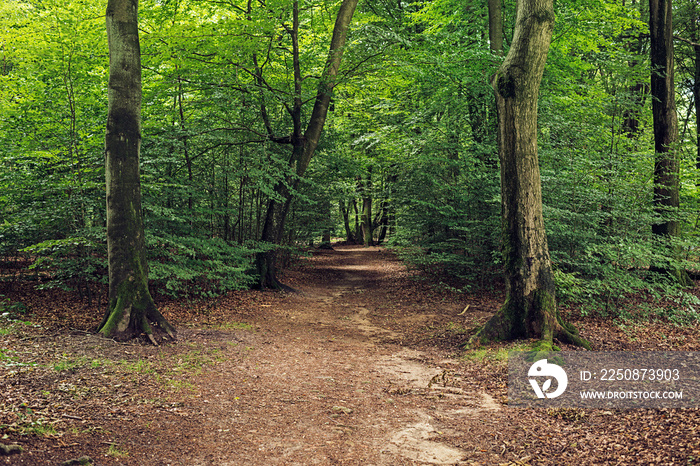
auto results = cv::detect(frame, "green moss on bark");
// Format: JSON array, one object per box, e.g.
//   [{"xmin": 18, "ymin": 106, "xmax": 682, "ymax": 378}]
[{"xmin": 466, "ymin": 288, "xmax": 590, "ymax": 351}]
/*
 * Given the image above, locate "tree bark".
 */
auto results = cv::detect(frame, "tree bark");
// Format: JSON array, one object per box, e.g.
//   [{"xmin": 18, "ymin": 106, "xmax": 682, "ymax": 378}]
[
  {"xmin": 256, "ymin": 0, "xmax": 359, "ymax": 288},
  {"xmin": 622, "ymin": 2, "xmax": 648, "ymax": 138},
  {"xmin": 691, "ymin": 0, "xmax": 700, "ymax": 176},
  {"xmin": 98, "ymin": 0, "xmax": 176, "ymax": 343},
  {"xmin": 361, "ymin": 196, "xmax": 373, "ymax": 246},
  {"xmin": 471, "ymin": 0, "xmax": 589, "ymax": 350},
  {"xmin": 340, "ymin": 200, "xmax": 356, "ymax": 243},
  {"xmin": 487, "ymin": 0, "xmax": 504, "ymax": 55},
  {"xmin": 695, "ymin": 44, "xmax": 700, "ymax": 175},
  {"xmin": 376, "ymin": 202, "xmax": 389, "ymax": 244},
  {"xmin": 360, "ymin": 168, "xmax": 374, "ymax": 246},
  {"xmin": 649, "ymin": 0, "xmax": 689, "ymax": 284}
]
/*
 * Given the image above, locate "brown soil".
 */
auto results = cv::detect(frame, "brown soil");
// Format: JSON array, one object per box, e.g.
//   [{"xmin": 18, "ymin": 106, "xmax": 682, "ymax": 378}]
[{"xmin": 1, "ymin": 245, "xmax": 700, "ymax": 465}]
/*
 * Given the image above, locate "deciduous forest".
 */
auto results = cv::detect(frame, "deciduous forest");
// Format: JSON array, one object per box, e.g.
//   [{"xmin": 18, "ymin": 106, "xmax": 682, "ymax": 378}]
[{"xmin": 1, "ymin": 0, "xmax": 700, "ymax": 464}]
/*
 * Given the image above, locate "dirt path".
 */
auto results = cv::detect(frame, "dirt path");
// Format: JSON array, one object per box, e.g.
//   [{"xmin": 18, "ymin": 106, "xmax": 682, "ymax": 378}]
[
  {"xmin": 177, "ymin": 246, "xmax": 503, "ymax": 465},
  {"xmin": 4, "ymin": 245, "xmax": 700, "ymax": 465}
]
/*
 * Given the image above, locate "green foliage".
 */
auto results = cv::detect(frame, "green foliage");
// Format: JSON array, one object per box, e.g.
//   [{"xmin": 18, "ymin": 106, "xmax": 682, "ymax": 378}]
[
  {"xmin": 22, "ymin": 230, "xmax": 107, "ymax": 296},
  {"xmin": 105, "ymin": 444, "xmax": 129, "ymax": 458},
  {"xmin": 0, "ymin": 295, "xmax": 27, "ymax": 319},
  {"xmin": 658, "ymin": 290, "xmax": 700, "ymax": 326},
  {"xmin": 147, "ymin": 233, "xmax": 256, "ymax": 299},
  {"xmin": 327, "ymin": 0, "xmax": 503, "ymax": 286},
  {"xmin": 0, "ymin": 0, "xmax": 699, "ymax": 325},
  {"xmin": 535, "ymin": 0, "xmax": 700, "ymax": 321},
  {"xmin": 53, "ymin": 355, "xmax": 89, "ymax": 373},
  {"xmin": 388, "ymin": 153, "xmax": 501, "ymax": 287}
]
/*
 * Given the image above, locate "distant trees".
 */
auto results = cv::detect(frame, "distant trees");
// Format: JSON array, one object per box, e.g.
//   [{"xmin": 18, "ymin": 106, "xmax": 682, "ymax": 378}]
[
  {"xmin": 256, "ymin": 0, "xmax": 360, "ymax": 289},
  {"xmin": 648, "ymin": 0, "xmax": 690, "ymax": 285}
]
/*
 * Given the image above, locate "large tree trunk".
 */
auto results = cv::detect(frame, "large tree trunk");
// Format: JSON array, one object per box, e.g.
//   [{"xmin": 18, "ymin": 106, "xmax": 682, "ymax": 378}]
[
  {"xmin": 649, "ymin": 0, "xmax": 690, "ymax": 285},
  {"xmin": 98, "ymin": 0, "xmax": 176, "ymax": 343},
  {"xmin": 621, "ymin": 2, "xmax": 648, "ymax": 139},
  {"xmin": 256, "ymin": 0, "xmax": 359, "ymax": 288},
  {"xmin": 471, "ymin": 0, "xmax": 588, "ymax": 350}
]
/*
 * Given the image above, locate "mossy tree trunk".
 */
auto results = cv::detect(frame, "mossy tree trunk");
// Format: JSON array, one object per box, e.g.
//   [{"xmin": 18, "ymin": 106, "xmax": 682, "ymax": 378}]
[
  {"xmin": 256, "ymin": 0, "xmax": 359, "ymax": 288},
  {"xmin": 472, "ymin": 0, "xmax": 589, "ymax": 350},
  {"xmin": 649, "ymin": 0, "xmax": 691, "ymax": 285},
  {"xmin": 98, "ymin": 0, "xmax": 176, "ymax": 343}
]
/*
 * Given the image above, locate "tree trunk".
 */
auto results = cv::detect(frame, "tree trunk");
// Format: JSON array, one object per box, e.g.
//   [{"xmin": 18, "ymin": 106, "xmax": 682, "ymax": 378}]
[
  {"xmin": 649, "ymin": 0, "xmax": 689, "ymax": 285},
  {"xmin": 360, "ymin": 168, "xmax": 374, "ymax": 246},
  {"xmin": 376, "ymin": 202, "xmax": 389, "ymax": 244},
  {"xmin": 256, "ymin": 0, "xmax": 359, "ymax": 288},
  {"xmin": 487, "ymin": 0, "xmax": 504, "ymax": 56},
  {"xmin": 319, "ymin": 199, "xmax": 333, "ymax": 248},
  {"xmin": 692, "ymin": 1, "xmax": 700, "ymax": 175},
  {"xmin": 361, "ymin": 196, "xmax": 373, "ymax": 246},
  {"xmin": 98, "ymin": 0, "xmax": 176, "ymax": 343},
  {"xmin": 471, "ymin": 0, "xmax": 589, "ymax": 350},
  {"xmin": 622, "ymin": 2, "xmax": 648, "ymax": 138},
  {"xmin": 695, "ymin": 43, "xmax": 700, "ymax": 174},
  {"xmin": 340, "ymin": 200, "xmax": 355, "ymax": 243},
  {"xmin": 353, "ymin": 199, "xmax": 360, "ymax": 242}
]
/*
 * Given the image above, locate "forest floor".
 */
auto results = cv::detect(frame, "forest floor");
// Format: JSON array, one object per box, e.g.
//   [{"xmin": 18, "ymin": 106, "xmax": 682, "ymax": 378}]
[{"xmin": 2, "ymin": 245, "xmax": 700, "ymax": 465}]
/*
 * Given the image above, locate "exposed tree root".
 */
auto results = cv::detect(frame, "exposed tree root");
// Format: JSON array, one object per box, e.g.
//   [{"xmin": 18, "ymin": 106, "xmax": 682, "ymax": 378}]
[
  {"xmin": 465, "ymin": 293, "xmax": 591, "ymax": 351},
  {"xmin": 256, "ymin": 251, "xmax": 298, "ymax": 292},
  {"xmin": 97, "ymin": 299, "xmax": 176, "ymax": 345}
]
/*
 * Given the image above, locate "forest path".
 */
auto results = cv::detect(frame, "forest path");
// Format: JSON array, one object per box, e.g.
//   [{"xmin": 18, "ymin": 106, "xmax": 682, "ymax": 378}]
[
  {"xmin": 6, "ymin": 246, "xmax": 700, "ymax": 465},
  {"xmin": 1, "ymin": 245, "xmax": 520, "ymax": 466},
  {"xmin": 176, "ymin": 245, "xmax": 503, "ymax": 465}
]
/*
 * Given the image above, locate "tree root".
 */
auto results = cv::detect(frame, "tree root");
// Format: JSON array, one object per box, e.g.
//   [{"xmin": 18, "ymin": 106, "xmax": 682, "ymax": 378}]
[
  {"xmin": 554, "ymin": 325, "xmax": 591, "ymax": 350},
  {"xmin": 465, "ymin": 297, "xmax": 591, "ymax": 351},
  {"xmin": 98, "ymin": 300, "xmax": 177, "ymax": 345}
]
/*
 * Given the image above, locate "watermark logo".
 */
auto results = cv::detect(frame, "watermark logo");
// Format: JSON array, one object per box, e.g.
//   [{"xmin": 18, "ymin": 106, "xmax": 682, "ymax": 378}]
[
  {"xmin": 528, "ymin": 359, "xmax": 568, "ymax": 399},
  {"xmin": 509, "ymin": 351, "xmax": 698, "ymax": 408}
]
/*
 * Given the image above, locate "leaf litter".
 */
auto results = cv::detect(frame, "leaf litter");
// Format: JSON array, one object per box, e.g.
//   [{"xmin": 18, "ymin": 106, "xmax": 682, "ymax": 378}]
[{"xmin": 1, "ymin": 245, "xmax": 700, "ymax": 464}]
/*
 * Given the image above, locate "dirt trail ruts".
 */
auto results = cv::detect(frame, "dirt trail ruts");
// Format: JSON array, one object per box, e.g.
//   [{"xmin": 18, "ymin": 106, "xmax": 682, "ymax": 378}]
[
  {"xmin": 6, "ymin": 244, "xmax": 700, "ymax": 465},
  {"xmin": 3, "ymin": 245, "xmax": 517, "ymax": 466},
  {"xmin": 173, "ymin": 246, "xmax": 501, "ymax": 465}
]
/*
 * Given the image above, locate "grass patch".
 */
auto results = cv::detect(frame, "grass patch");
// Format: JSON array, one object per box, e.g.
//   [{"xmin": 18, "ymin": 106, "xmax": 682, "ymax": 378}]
[
  {"xmin": 90, "ymin": 358, "xmax": 106, "ymax": 369},
  {"xmin": 25, "ymin": 419, "xmax": 57, "ymax": 436},
  {"xmin": 0, "ymin": 317, "xmax": 38, "ymax": 336},
  {"xmin": 463, "ymin": 342, "xmax": 530, "ymax": 363},
  {"xmin": 170, "ymin": 349, "xmax": 216, "ymax": 375},
  {"xmin": 3, "ymin": 408, "xmax": 58, "ymax": 437},
  {"xmin": 53, "ymin": 355, "xmax": 89, "ymax": 373},
  {"xmin": 464, "ymin": 347, "xmax": 510, "ymax": 362},
  {"xmin": 120, "ymin": 358, "xmax": 155, "ymax": 374},
  {"xmin": 445, "ymin": 321, "xmax": 468, "ymax": 333},
  {"xmin": 162, "ymin": 378, "xmax": 197, "ymax": 393},
  {"xmin": 215, "ymin": 321, "xmax": 254, "ymax": 331},
  {"xmin": 106, "ymin": 444, "xmax": 129, "ymax": 458},
  {"xmin": 0, "ymin": 348, "xmax": 37, "ymax": 368}
]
